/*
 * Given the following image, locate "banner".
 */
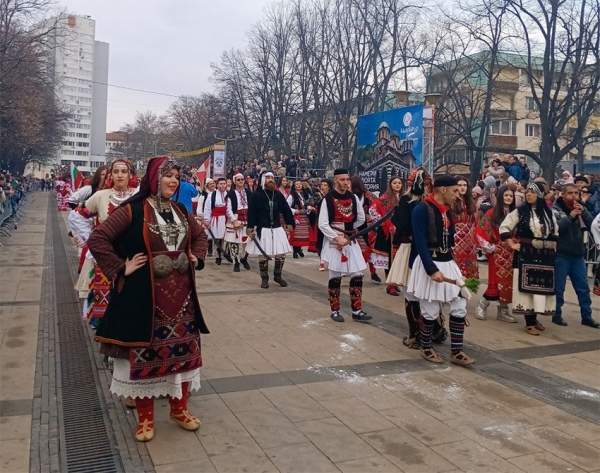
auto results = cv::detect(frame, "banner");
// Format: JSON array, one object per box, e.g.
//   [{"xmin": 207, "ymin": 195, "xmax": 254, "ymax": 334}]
[
  {"xmin": 213, "ymin": 150, "xmax": 226, "ymax": 177},
  {"xmin": 355, "ymin": 105, "xmax": 424, "ymax": 192}
]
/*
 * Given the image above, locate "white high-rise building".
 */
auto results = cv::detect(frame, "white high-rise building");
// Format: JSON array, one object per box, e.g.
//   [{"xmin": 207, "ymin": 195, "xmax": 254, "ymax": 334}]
[{"xmin": 47, "ymin": 14, "xmax": 109, "ymax": 172}]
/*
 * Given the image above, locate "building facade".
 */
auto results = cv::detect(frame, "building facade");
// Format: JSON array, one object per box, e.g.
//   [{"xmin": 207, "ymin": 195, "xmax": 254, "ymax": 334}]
[
  {"xmin": 47, "ymin": 14, "xmax": 109, "ymax": 173},
  {"xmin": 428, "ymin": 52, "xmax": 600, "ymax": 174}
]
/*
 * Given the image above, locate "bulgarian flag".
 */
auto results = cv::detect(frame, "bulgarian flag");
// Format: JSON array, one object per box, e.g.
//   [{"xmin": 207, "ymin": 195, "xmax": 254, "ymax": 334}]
[{"xmin": 70, "ymin": 162, "xmax": 84, "ymax": 189}]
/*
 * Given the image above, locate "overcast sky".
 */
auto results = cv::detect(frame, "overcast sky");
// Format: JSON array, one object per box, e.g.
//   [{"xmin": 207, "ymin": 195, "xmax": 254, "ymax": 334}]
[{"xmin": 58, "ymin": 0, "xmax": 276, "ymax": 131}]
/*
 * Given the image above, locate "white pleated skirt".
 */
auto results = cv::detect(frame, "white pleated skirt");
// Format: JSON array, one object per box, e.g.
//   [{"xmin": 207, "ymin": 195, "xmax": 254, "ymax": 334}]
[
  {"xmin": 320, "ymin": 239, "xmax": 367, "ymax": 274},
  {"xmin": 386, "ymin": 243, "xmax": 411, "ymax": 286},
  {"xmin": 75, "ymin": 257, "xmax": 95, "ymax": 298},
  {"xmin": 110, "ymin": 358, "xmax": 201, "ymax": 400},
  {"xmin": 511, "ymin": 270, "xmax": 556, "ymax": 315},
  {"xmin": 208, "ymin": 217, "xmax": 226, "ymax": 240},
  {"xmin": 406, "ymin": 256, "xmax": 462, "ymax": 303},
  {"xmin": 246, "ymin": 227, "xmax": 292, "ymax": 257},
  {"xmin": 224, "ymin": 225, "xmax": 247, "ymax": 244}
]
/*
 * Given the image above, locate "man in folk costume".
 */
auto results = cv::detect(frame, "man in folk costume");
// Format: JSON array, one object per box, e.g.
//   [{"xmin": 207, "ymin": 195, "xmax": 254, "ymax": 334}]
[
  {"xmin": 319, "ymin": 169, "xmax": 371, "ymax": 323},
  {"xmin": 203, "ymin": 177, "xmax": 230, "ymax": 265},
  {"xmin": 196, "ymin": 178, "xmax": 216, "ymax": 256},
  {"xmin": 225, "ymin": 173, "xmax": 251, "ymax": 272},
  {"xmin": 246, "ymin": 172, "xmax": 295, "ymax": 288},
  {"xmin": 407, "ymin": 175, "xmax": 475, "ymax": 366}
]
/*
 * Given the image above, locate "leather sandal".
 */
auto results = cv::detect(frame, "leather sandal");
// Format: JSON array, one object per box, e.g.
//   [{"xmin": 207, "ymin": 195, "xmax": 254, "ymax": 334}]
[
  {"xmin": 450, "ymin": 351, "xmax": 475, "ymax": 367},
  {"xmin": 526, "ymin": 326, "xmax": 540, "ymax": 336},
  {"xmin": 421, "ymin": 348, "xmax": 444, "ymax": 363},
  {"xmin": 403, "ymin": 337, "xmax": 420, "ymax": 350},
  {"xmin": 171, "ymin": 409, "xmax": 201, "ymax": 431},
  {"xmin": 135, "ymin": 418, "xmax": 154, "ymax": 442},
  {"xmin": 535, "ymin": 322, "xmax": 545, "ymax": 331}
]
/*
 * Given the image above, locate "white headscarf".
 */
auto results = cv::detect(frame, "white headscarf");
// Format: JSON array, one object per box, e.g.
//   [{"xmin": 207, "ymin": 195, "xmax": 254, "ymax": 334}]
[{"xmin": 260, "ymin": 172, "xmax": 274, "ymax": 188}]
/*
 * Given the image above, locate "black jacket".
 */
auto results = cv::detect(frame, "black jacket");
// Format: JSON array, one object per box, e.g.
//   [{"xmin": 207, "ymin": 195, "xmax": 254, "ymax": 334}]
[
  {"xmin": 553, "ymin": 197, "xmax": 593, "ymax": 257},
  {"xmin": 247, "ymin": 188, "xmax": 294, "ymax": 236}
]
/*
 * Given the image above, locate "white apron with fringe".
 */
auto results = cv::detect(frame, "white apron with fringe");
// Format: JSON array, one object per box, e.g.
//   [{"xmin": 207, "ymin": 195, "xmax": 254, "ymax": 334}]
[
  {"xmin": 386, "ymin": 243, "xmax": 411, "ymax": 286},
  {"xmin": 320, "ymin": 239, "xmax": 367, "ymax": 274},
  {"xmin": 406, "ymin": 256, "xmax": 462, "ymax": 303},
  {"xmin": 246, "ymin": 227, "xmax": 292, "ymax": 257}
]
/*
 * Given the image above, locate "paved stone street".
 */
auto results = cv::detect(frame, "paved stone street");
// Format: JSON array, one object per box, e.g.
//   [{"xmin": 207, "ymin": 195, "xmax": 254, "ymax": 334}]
[{"xmin": 1, "ymin": 192, "xmax": 600, "ymax": 473}]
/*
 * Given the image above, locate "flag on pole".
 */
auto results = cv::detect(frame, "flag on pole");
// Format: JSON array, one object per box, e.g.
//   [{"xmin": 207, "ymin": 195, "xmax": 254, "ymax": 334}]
[
  {"xmin": 196, "ymin": 158, "xmax": 210, "ymax": 185},
  {"xmin": 70, "ymin": 162, "xmax": 84, "ymax": 189}
]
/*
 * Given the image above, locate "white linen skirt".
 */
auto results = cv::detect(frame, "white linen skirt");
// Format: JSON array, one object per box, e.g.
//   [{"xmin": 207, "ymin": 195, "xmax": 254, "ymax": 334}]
[
  {"xmin": 208, "ymin": 216, "xmax": 226, "ymax": 239},
  {"xmin": 246, "ymin": 227, "xmax": 292, "ymax": 257},
  {"xmin": 386, "ymin": 243, "xmax": 411, "ymax": 286},
  {"xmin": 320, "ymin": 239, "xmax": 367, "ymax": 274},
  {"xmin": 224, "ymin": 224, "xmax": 247, "ymax": 244},
  {"xmin": 406, "ymin": 256, "xmax": 462, "ymax": 303},
  {"xmin": 511, "ymin": 270, "xmax": 556, "ymax": 315},
  {"xmin": 110, "ymin": 358, "xmax": 201, "ymax": 400}
]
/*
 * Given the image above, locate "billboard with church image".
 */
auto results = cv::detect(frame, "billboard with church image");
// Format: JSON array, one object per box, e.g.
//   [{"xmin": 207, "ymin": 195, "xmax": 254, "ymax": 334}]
[{"xmin": 355, "ymin": 105, "xmax": 424, "ymax": 193}]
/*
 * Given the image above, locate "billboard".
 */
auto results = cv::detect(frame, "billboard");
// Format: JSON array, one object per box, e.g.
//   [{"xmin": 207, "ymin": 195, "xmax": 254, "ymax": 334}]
[{"xmin": 355, "ymin": 105, "xmax": 424, "ymax": 192}]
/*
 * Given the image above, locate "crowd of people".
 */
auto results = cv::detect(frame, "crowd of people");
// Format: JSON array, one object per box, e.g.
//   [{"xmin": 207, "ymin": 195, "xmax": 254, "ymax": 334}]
[{"xmin": 55, "ymin": 154, "xmax": 599, "ymax": 444}]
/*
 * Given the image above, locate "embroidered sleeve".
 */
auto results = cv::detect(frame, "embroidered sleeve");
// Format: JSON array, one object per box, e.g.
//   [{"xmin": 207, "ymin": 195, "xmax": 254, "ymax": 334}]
[
  {"xmin": 87, "ymin": 205, "xmax": 132, "ymax": 281},
  {"xmin": 354, "ymin": 195, "xmax": 365, "ymax": 229},
  {"xmin": 499, "ymin": 208, "xmax": 519, "ymax": 240},
  {"xmin": 226, "ymin": 195, "xmax": 236, "ymax": 221},
  {"xmin": 188, "ymin": 214, "xmax": 208, "ymax": 259},
  {"xmin": 476, "ymin": 210, "xmax": 497, "ymax": 253},
  {"xmin": 85, "ymin": 190, "xmax": 100, "ymax": 214},
  {"xmin": 411, "ymin": 203, "xmax": 438, "ymax": 276}
]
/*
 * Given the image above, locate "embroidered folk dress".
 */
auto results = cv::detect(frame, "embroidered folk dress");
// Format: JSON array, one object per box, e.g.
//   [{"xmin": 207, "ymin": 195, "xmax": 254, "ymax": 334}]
[
  {"xmin": 85, "ymin": 188, "xmax": 137, "ymax": 325},
  {"xmin": 499, "ymin": 208, "xmax": 558, "ymax": 315},
  {"xmin": 451, "ymin": 208, "xmax": 479, "ymax": 279},
  {"xmin": 88, "ymin": 199, "xmax": 208, "ymax": 399},
  {"xmin": 287, "ymin": 193, "xmax": 312, "ymax": 247},
  {"xmin": 476, "ymin": 208, "xmax": 513, "ymax": 304}
]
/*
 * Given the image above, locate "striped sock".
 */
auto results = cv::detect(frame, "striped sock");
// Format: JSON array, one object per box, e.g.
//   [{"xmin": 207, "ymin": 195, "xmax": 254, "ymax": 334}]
[
  {"xmin": 420, "ymin": 318, "xmax": 435, "ymax": 349},
  {"xmin": 449, "ymin": 315, "xmax": 465, "ymax": 354}
]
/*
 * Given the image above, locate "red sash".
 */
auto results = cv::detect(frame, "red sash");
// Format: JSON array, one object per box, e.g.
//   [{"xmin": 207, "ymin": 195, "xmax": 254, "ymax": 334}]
[
  {"xmin": 237, "ymin": 208, "xmax": 248, "ymax": 223},
  {"xmin": 212, "ymin": 206, "xmax": 226, "ymax": 217}
]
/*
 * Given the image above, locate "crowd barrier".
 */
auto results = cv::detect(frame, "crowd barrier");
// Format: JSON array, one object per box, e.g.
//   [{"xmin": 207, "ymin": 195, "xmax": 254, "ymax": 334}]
[{"xmin": 0, "ymin": 190, "xmax": 25, "ymax": 241}]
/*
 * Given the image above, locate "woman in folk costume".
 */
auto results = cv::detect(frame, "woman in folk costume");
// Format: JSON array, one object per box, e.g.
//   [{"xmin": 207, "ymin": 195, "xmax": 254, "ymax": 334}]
[
  {"xmin": 287, "ymin": 180, "xmax": 316, "ymax": 258},
  {"xmin": 407, "ymin": 175, "xmax": 475, "ymax": 366},
  {"xmin": 56, "ymin": 177, "xmax": 72, "ymax": 211},
  {"xmin": 450, "ymin": 177, "xmax": 480, "ymax": 279},
  {"xmin": 85, "ymin": 160, "xmax": 138, "ymax": 328},
  {"xmin": 246, "ymin": 172, "xmax": 295, "ymax": 288},
  {"xmin": 475, "ymin": 186, "xmax": 517, "ymax": 323},
  {"xmin": 87, "ymin": 156, "xmax": 208, "ymax": 442},
  {"xmin": 370, "ymin": 176, "xmax": 402, "ymax": 296},
  {"xmin": 68, "ymin": 166, "xmax": 108, "ymax": 311},
  {"xmin": 351, "ymin": 176, "xmax": 380, "ymax": 282},
  {"xmin": 203, "ymin": 177, "xmax": 230, "ymax": 265},
  {"xmin": 225, "ymin": 173, "xmax": 251, "ymax": 272},
  {"xmin": 319, "ymin": 169, "xmax": 371, "ymax": 323},
  {"xmin": 386, "ymin": 167, "xmax": 433, "ymax": 348},
  {"xmin": 499, "ymin": 182, "xmax": 559, "ymax": 336}
]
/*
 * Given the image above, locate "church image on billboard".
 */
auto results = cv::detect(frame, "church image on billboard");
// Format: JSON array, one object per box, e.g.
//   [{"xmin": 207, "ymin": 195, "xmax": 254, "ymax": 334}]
[{"xmin": 355, "ymin": 105, "xmax": 423, "ymax": 191}]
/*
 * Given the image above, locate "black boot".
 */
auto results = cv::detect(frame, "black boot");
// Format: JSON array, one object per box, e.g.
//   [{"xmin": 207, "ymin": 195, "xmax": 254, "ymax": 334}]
[
  {"xmin": 241, "ymin": 255, "xmax": 251, "ymax": 270},
  {"xmin": 293, "ymin": 247, "xmax": 299, "ymax": 259},
  {"xmin": 273, "ymin": 258, "xmax": 287, "ymax": 287},
  {"xmin": 207, "ymin": 240, "xmax": 213, "ymax": 257},
  {"xmin": 233, "ymin": 261, "xmax": 240, "ymax": 272},
  {"xmin": 297, "ymin": 248, "xmax": 304, "ymax": 258},
  {"xmin": 259, "ymin": 260, "xmax": 269, "ymax": 289}
]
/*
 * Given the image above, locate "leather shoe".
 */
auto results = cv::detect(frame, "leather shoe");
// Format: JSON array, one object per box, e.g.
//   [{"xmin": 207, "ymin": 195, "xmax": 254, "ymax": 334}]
[
  {"xmin": 352, "ymin": 310, "xmax": 372, "ymax": 323},
  {"xmin": 330, "ymin": 311, "xmax": 345, "ymax": 322},
  {"xmin": 582, "ymin": 319, "xmax": 600, "ymax": 329},
  {"xmin": 552, "ymin": 317, "xmax": 568, "ymax": 326}
]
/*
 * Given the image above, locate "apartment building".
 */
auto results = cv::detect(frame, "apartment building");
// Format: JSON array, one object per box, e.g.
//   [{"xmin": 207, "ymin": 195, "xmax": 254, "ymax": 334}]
[
  {"xmin": 46, "ymin": 14, "xmax": 109, "ymax": 173},
  {"xmin": 428, "ymin": 51, "xmax": 600, "ymax": 174}
]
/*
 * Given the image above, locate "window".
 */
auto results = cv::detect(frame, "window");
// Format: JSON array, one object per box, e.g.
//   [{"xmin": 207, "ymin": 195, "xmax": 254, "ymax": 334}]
[
  {"xmin": 525, "ymin": 124, "xmax": 541, "ymax": 137},
  {"xmin": 490, "ymin": 120, "xmax": 517, "ymax": 136},
  {"xmin": 526, "ymin": 97, "xmax": 539, "ymax": 112},
  {"xmin": 76, "ymin": 142, "xmax": 89, "ymax": 148},
  {"xmin": 75, "ymin": 151, "xmax": 89, "ymax": 156}
]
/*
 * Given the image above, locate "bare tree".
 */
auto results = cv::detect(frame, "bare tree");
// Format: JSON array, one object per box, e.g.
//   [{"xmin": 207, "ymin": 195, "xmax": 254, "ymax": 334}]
[{"xmin": 506, "ymin": 0, "xmax": 600, "ymax": 180}]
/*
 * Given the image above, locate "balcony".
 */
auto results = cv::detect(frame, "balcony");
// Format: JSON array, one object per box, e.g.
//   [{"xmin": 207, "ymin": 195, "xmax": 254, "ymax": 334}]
[
  {"xmin": 495, "ymin": 80, "xmax": 520, "ymax": 93},
  {"xmin": 489, "ymin": 135, "xmax": 518, "ymax": 147}
]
